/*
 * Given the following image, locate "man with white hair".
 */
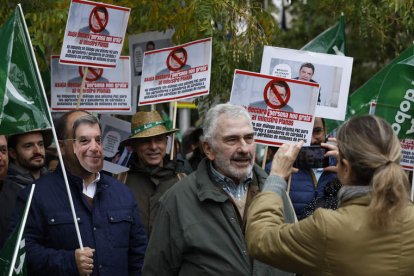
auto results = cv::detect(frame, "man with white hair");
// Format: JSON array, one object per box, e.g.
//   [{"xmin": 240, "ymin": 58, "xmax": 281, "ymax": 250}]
[{"xmin": 143, "ymin": 103, "xmax": 291, "ymax": 275}]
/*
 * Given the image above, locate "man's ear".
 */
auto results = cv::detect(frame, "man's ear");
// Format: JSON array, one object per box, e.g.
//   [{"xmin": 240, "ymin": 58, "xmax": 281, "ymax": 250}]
[
  {"xmin": 9, "ymin": 148, "xmax": 17, "ymax": 160},
  {"xmin": 201, "ymin": 141, "xmax": 215, "ymax": 161}
]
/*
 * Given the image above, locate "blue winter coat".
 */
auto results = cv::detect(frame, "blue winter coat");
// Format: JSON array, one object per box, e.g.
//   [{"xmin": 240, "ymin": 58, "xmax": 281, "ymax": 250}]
[
  {"xmin": 19, "ymin": 166, "xmax": 147, "ymax": 275},
  {"xmin": 265, "ymin": 163, "xmax": 337, "ymax": 220}
]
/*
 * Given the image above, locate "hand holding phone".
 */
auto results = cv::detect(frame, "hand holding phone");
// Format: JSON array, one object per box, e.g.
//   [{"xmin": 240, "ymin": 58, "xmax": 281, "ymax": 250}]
[{"xmin": 293, "ymin": 145, "xmax": 331, "ymax": 169}]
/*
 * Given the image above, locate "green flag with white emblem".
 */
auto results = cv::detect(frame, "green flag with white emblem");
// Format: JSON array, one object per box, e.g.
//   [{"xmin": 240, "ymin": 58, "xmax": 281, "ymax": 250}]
[
  {"xmin": 0, "ymin": 184, "xmax": 35, "ymax": 276},
  {"xmin": 357, "ymin": 46, "xmax": 414, "ymax": 139},
  {"xmin": 0, "ymin": 5, "xmax": 51, "ymax": 136}
]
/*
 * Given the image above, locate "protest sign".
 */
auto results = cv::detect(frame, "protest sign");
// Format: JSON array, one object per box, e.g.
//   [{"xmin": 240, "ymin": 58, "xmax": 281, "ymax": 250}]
[
  {"xmin": 139, "ymin": 38, "xmax": 212, "ymax": 106},
  {"xmin": 0, "ymin": 6, "xmax": 52, "ymax": 136},
  {"xmin": 60, "ymin": 0, "xmax": 130, "ymax": 68},
  {"xmin": 129, "ymin": 30, "xmax": 174, "ymax": 87},
  {"xmin": 230, "ymin": 70, "xmax": 319, "ymax": 146},
  {"xmin": 100, "ymin": 114, "xmax": 131, "ymax": 174},
  {"xmin": 261, "ymin": 46, "xmax": 353, "ymax": 121},
  {"xmin": 51, "ymin": 55, "xmax": 132, "ymax": 113},
  {"xmin": 401, "ymin": 139, "xmax": 414, "ymax": 170}
]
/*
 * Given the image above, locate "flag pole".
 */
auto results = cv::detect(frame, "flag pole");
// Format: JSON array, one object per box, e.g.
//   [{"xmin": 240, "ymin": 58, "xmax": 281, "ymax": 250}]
[
  {"xmin": 76, "ymin": 67, "xmax": 88, "ymax": 109},
  {"xmin": 8, "ymin": 184, "xmax": 35, "ymax": 276},
  {"xmin": 18, "ymin": 4, "xmax": 85, "ymax": 250},
  {"xmin": 170, "ymin": 101, "xmax": 178, "ymax": 160},
  {"xmin": 261, "ymin": 145, "xmax": 268, "ymax": 170}
]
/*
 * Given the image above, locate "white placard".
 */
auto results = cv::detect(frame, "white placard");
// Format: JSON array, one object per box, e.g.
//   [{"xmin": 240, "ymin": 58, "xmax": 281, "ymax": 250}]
[
  {"xmin": 261, "ymin": 46, "xmax": 353, "ymax": 121},
  {"xmin": 139, "ymin": 38, "xmax": 212, "ymax": 106},
  {"xmin": 129, "ymin": 30, "xmax": 175, "ymax": 87},
  {"xmin": 51, "ymin": 55, "xmax": 132, "ymax": 113},
  {"xmin": 401, "ymin": 139, "xmax": 414, "ymax": 171},
  {"xmin": 230, "ymin": 70, "xmax": 319, "ymax": 146},
  {"xmin": 60, "ymin": 0, "xmax": 130, "ymax": 68}
]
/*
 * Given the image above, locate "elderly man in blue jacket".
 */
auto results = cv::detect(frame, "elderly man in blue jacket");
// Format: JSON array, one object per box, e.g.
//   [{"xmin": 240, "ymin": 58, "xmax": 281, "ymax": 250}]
[{"xmin": 19, "ymin": 110, "xmax": 147, "ymax": 275}]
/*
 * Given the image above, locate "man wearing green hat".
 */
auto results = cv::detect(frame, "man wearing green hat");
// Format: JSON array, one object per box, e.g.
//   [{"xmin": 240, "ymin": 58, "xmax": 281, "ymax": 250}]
[{"xmin": 121, "ymin": 110, "xmax": 192, "ymax": 236}]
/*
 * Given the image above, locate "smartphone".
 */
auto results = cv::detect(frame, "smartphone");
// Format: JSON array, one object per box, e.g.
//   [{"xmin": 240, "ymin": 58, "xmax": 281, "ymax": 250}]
[{"xmin": 294, "ymin": 145, "xmax": 330, "ymax": 169}]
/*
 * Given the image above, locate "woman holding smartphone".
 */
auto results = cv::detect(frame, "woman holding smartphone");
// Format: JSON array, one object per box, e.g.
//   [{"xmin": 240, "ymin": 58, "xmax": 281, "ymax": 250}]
[{"xmin": 246, "ymin": 115, "xmax": 414, "ymax": 275}]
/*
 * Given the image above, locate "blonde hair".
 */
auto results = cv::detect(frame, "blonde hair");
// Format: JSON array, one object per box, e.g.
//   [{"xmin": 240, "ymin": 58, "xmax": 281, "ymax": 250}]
[{"xmin": 337, "ymin": 115, "xmax": 409, "ymax": 227}]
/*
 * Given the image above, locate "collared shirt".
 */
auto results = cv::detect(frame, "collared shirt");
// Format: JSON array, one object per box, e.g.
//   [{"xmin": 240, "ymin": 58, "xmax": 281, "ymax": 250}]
[
  {"xmin": 312, "ymin": 168, "xmax": 324, "ymax": 182},
  {"xmin": 83, "ymin": 172, "xmax": 100, "ymax": 198},
  {"xmin": 208, "ymin": 161, "xmax": 252, "ymax": 201}
]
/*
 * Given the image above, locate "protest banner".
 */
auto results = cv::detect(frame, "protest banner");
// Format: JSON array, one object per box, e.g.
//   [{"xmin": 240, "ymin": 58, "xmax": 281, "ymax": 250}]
[
  {"xmin": 401, "ymin": 139, "xmax": 414, "ymax": 170},
  {"xmin": 230, "ymin": 70, "xmax": 319, "ymax": 146},
  {"xmin": 0, "ymin": 6, "xmax": 52, "ymax": 136},
  {"xmin": 261, "ymin": 46, "xmax": 353, "ymax": 121},
  {"xmin": 129, "ymin": 30, "xmax": 174, "ymax": 87},
  {"xmin": 60, "ymin": 0, "xmax": 130, "ymax": 68},
  {"xmin": 139, "ymin": 37, "xmax": 212, "ymax": 106},
  {"xmin": 51, "ymin": 55, "xmax": 132, "ymax": 113}
]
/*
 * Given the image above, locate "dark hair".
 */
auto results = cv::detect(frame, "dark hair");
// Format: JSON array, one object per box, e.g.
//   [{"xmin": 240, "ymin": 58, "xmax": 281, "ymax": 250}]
[
  {"xmin": 96, "ymin": 6, "xmax": 108, "ymax": 16},
  {"xmin": 55, "ymin": 110, "xmax": 90, "ymax": 140},
  {"xmin": 8, "ymin": 131, "xmax": 44, "ymax": 150},
  {"xmin": 72, "ymin": 114, "xmax": 102, "ymax": 139},
  {"xmin": 300, "ymin": 62, "xmax": 315, "ymax": 73},
  {"xmin": 173, "ymin": 48, "xmax": 186, "ymax": 55}
]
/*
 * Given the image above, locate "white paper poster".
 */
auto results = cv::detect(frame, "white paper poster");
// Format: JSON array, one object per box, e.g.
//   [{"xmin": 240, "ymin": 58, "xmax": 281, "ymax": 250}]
[
  {"xmin": 261, "ymin": 46, "xmax": 353, "ymax": 121},
  {"xmin": 51, "ymin": 55, "xmax": 132, "ymax": 113},
  {"xmin": 230, "ymin": 70, "xmax": 319, "ymax": 146},
  {"xmin": 139, "ymin": 38, "xmax": 212, "ymax": 106},
  {"xmin": 60, "ymin": 0, "xmax": 130, "ymax": 68}
]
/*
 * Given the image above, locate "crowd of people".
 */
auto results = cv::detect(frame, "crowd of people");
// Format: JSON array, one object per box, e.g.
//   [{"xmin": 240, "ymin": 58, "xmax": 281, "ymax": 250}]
[{"xmin": 0, "ymin": 104, "xmax": 413, "ymax": 275}]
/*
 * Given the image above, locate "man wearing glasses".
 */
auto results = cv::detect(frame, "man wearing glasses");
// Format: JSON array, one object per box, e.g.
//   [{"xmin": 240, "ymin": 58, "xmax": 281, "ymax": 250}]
[
  {"xmin": 18, "ymin": 110, "xmax": 147, "ymax": 276},
  {"xmin": 266, "ymin": 117, "xmax": 339, "ymax": 220}
]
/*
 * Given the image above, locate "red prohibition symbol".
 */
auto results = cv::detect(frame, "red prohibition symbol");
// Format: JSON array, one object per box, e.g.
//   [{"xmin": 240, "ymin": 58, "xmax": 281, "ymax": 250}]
[
  {"xmin": 89, "ymin": 6, "xmax": 109, "ymax": 33},
  {"xmin": 166, "ymin": 47, "xmax": 188, "ymax": 72},
  {"xmin": 79, "ymin": 66, "xmax": 104, "ymax": 82},
  {"xmin": 263, "ymin": 79, "xmax": 291, "ymax": 109}
]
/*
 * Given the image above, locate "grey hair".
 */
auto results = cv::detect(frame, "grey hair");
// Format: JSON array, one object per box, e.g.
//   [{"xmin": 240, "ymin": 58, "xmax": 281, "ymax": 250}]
[
  {"xmin": 201, "ymin": 103, "xmax": 252, "ymax": 146},
  {"xmin": 72, "ymin": 114, "xmax": 102, "ymax": 138}
]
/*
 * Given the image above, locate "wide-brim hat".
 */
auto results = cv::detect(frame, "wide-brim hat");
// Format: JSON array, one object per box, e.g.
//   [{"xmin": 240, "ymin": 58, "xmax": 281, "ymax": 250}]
[
  {"xmin": 8, "ymin": 128, "xmax": 53, "ymax": 148},
  {"xmin": 122, "ymin": 111, "xmax": 178, "ymax": 144}
]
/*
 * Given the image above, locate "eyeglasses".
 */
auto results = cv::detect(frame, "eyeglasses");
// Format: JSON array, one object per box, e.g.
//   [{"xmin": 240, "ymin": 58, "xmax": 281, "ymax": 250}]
[
  {"xmin": 65, "ymin": 136, "xmax": 102, "ymax": 146},
  {"xmin": 312, "ymin": 127, "xmax": 324, "ymax": 135}
]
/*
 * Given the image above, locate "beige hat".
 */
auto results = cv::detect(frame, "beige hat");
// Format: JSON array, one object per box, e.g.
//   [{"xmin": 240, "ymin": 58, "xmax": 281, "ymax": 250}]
[{"xmin": 123, "ymin": 111, "xmax": 177, "ymax": 143}]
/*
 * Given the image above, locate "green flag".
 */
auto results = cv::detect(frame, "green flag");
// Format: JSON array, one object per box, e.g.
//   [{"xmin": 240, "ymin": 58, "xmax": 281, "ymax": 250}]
[
  {"xmin": 350, "ymin": 45, "xmax": 414, "ymax": 139},
  {"xmin": 0, "ymin": 226, "xmax": 27, "ymax": 276},
  {"xmin": 0, "ymin": 5, "xmax": 51, "ymax": 136},
  {"xmin": 0, "ymin": 184, "xmax": 35, "ymax": 276},
  {"xmin": 301, "ymin": 15, "xmax": 346, "ymax": 55}
]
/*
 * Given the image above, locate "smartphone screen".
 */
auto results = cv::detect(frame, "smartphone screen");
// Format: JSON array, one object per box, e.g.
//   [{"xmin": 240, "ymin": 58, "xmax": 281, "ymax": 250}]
[{"xmin": 294, "ymin": 145, "xmax": 330, "ymax": 169}]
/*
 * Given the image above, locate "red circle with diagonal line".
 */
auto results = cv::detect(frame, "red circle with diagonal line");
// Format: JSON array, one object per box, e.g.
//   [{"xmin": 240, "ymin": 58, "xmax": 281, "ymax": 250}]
[
  {"xmin": 89, "ymin": 6, "xmax": 109, "ymax": 33},
  {"xmin": 166, "ymin": 48, "xmax": 188, "ymax": 71},
  {"xmin": 79, "ymin": 66, "xmax": 104, "ymax": 82},
  {"xmin": 263, "ymin": 80, "xmax": 291, "ymax": 109}
]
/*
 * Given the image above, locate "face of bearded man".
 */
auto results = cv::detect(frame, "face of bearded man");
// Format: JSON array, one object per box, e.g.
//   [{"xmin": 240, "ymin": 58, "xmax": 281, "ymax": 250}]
[
  {"xmin": 11, "ymin": 132, "xmax": 45, "ymax": 171},
  {"xmin": 203, "ymin": 114, "xmax": 256, "ymax": 183}
]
